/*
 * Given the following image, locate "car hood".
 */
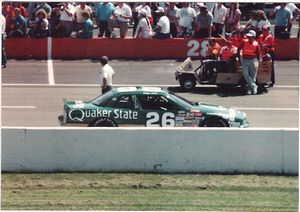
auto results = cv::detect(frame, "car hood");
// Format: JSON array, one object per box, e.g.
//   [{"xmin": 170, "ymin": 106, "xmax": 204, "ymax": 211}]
[
  {"xmin": 192, "ymin": 102, "xmax": 247, "ymax": 122},
  {"xmin": 64, "ymin": 100, "xmax": 93, "ymax": 109}
]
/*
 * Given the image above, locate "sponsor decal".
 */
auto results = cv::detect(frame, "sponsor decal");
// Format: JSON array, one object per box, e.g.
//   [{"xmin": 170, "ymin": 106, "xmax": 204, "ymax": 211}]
[
  {"xmin": 68, "ymin": 109, "xmax": 138, "ymax": 122},
  {"xmin": 74, "ymin": 100, "xmax": 86, "ymax": 108},
  {"xmin": 228, "ymin": 109, "xmax": 237, "ymax": 121}
]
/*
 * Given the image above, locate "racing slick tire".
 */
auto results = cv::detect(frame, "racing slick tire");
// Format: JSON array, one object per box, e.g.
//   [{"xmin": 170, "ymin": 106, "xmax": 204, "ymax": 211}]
[
  {"xmin": 199, "ymin": 117, "xmax": 229, "ymax": 127},
  {"xmin": 89, "ymin": 117, "xmax": 118, "ymax": 127},
  {"xmin": 179, "ymin": 77, "xmax": 196, "ymax": 91}
]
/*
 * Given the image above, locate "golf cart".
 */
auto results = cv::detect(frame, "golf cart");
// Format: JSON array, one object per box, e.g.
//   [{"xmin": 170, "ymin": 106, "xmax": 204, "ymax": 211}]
[{"xmin": 175, "ymin": 57, "xmax": 272, "ymax": 91}]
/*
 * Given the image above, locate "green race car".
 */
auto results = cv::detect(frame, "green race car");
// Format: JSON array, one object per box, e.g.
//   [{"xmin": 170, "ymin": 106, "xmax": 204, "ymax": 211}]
[{"xmin": 58, "ymin": 86, "xmax": 249, "ymax": 127}]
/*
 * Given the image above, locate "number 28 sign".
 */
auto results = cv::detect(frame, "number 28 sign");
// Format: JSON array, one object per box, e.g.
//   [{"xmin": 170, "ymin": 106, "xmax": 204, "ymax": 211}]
[{"xmin": 187, "ymin": 40, "xmax": 210, "ymax": 58}]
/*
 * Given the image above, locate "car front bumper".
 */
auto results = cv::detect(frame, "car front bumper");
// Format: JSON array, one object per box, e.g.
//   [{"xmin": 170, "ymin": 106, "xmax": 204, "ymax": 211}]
[{"xmin": 229, "ymin": 120, "xmax": 250, "ymax": 128}]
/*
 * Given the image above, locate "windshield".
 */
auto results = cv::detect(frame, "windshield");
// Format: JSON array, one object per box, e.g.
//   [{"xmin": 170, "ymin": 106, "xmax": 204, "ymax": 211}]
[
  {"xmin": 168, "ymin": 92, "xmax": 194, "ymax": 108},
  {"xmin": 92, "ymin": 90, "xmax": 114, "ymax": 106}
]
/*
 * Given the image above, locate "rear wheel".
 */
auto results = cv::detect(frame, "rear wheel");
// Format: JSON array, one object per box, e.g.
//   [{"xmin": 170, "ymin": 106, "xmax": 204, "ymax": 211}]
[
  {"xmin": 89, "ymin": 118, "xmax": 118, "ymax": 127},
  {"xmin": 199, "ymin": 117, "xmax": 229, "ymax": 127},
  {"xmin": 179, "ymin": 77, "xmax": 196, "ymax": 91}
]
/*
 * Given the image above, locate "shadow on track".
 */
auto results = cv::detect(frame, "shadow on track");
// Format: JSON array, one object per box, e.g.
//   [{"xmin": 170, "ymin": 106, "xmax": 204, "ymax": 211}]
[{"xmin": 167, "ymin": 86, "xmax": 267, "ymax": 97}]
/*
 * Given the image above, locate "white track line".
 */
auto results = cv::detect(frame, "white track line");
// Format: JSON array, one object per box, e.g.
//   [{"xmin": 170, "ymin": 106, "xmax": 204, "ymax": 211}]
[
  {"xmin": 1, "ymin": 106, "xmax": 297, "ymax": 111},
  {"xmin": 2, "ymin": 106, "xmax": 36, "ymax": 109},
  {"xmin": 2, "ymin": 83, "xmax": 299, "ymax": 88},
  {"xmin": 237, "ymin": 108, "xmax": 299, "ymax": 111},
  {"xmin": 47, "ymin": 37, "xmax": 55, "ymax": 85}
]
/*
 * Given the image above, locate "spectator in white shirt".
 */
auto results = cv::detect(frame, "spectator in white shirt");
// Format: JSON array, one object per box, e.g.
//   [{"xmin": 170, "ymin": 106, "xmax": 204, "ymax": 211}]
[
  {"xmin": 210, "ymin": 3, "xmax": 227, "ymax": 37},
  {"xmin": 109, "ymin": 2, "xmax": 132, "ymax": 38},
  {"xmin": 224, "ymin": 3, "xmax": 241, "ymax": 33},
  {"xmin": 134, "ymin": 9, "xmax": 152, "ymax": 39},
  {"xmin": 1, "ymin": 13, "xmax": 7, "ymax": 68},
  {"xmin": 244, "ymin": 10, "xmax": 258, "ymax": 33},
  {"xmin": 59, "ymin": 2, "xmax": 75, "ymax": 37},
  {"xmin": 287, "ymin": 3, "xmax": 299, "ymax": 24},
  {"xmin": 153, "ymin": 7, "xmax": 170, "ymax": 39},
  {"xmin": 176, "ymin": 3, "xmax": 196, "ymax": 38},
  {"xmin": 133, "ymin": 3, "xmax": 152, "ymax": 36},
  {"xmin": 166, "ymin": 3, "xmax": 179, "ymax": 38},
  {"xmin": 256, "ymin": 10, "xmax": 271, "ymax": 36},
  {"xmin": 74, "ymin": 3, "xmax": 92, "ymax": 32},
  {"xmin": 286, "ymin": 3, "xmax": 299, "ymax": 38},
  {"xmin": 194, "ymin": 5, "xmax": 213, "ymax": 38},
  {"xmin": 286, "ymin": 3, "xmax": 300, "ymax": 38},
  {"xmin": 32, "ymin": 9, "xmax": 49, "ymax": 38},
  {"xmin": 99, "ymin": 56, "xmax": 115, "ymax": 94}
]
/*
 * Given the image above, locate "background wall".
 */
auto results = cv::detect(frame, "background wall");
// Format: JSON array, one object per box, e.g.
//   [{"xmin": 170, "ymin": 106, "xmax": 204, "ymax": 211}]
[
  {"xmin": 2, "ymin": 127, "xmax": 298, "ymax": 175},
  {"xmin": 5, "ymin": 38, "xmax": 299, "ymax": 60}
]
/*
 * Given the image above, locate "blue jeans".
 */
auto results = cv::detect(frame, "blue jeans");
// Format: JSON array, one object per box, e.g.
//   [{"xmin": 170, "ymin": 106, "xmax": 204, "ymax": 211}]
[{"xmin": 241, "ymin": 58, "xmax": 258, "ymax": 92}]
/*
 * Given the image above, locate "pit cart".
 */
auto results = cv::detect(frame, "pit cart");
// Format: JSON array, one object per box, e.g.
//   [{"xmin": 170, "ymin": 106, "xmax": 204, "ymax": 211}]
[{"xmin": 175, "ymin": 57, "xmax": 272, "ymax": 92}]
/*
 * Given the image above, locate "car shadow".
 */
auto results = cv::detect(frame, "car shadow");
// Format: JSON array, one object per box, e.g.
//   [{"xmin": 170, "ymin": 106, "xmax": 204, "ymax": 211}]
[{"xmin": 167, "ymin": 86, "xmax": 268, "ymax": 97}]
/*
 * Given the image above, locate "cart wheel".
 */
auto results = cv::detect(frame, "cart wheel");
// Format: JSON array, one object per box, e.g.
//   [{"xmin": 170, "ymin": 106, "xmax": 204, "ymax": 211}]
[{"xmin": 179, "ymin": 77, "xmax": 196, "ymax": 91}]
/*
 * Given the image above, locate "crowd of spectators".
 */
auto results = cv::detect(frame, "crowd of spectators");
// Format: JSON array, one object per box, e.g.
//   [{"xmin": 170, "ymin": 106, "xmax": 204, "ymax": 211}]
[{"xmin": 1, "ymin": 2, "xmax": 300, "ymax": 39}]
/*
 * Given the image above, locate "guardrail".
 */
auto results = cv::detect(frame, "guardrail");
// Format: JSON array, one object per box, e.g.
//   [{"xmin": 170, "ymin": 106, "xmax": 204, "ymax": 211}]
[
  {"xmin": 5, "ymin": 37, "xmax": 299, "ymax": 60},
  {"xmin": 2, "ymin": 127, "xmax": 298, "ymax": 175}
]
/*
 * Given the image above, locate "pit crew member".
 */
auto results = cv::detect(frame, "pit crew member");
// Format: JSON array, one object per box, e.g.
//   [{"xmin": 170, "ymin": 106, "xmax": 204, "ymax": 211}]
[{"xmin": 99, "ymin": 56, "xmax": 115, "ymax": 94}]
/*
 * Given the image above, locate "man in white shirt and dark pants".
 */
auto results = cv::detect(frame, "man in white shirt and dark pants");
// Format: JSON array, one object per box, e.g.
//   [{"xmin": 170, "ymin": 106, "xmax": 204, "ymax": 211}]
[
  {"xmin": 99, "ymin": 56, "xmax": 115, "ymax": 94},
  {"xmin": 211, "ymin": 3, "xmax": 227, "ymax": 37},
  {"xmin": 153, "ymin": 7, "xmax": 170, "ymax": 39},
  {"xmin": 59, "ymin": 2, "xmax": 75, "ymax": 37},
  {"xmin": 110, "ymin": 2, "xmax": 132, "ymax": 38}
]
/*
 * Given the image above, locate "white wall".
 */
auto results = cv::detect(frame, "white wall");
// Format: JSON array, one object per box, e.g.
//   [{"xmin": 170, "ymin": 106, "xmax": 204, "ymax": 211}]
[{"xmin": 1, "ymin": 127, "xmax": 298, "ymax": 175}]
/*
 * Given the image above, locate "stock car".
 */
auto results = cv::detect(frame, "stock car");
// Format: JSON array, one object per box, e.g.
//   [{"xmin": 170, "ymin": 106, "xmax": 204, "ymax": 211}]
[{"xmin": 58, "ymin": 86, "xmax": 249, "ymax": 127}]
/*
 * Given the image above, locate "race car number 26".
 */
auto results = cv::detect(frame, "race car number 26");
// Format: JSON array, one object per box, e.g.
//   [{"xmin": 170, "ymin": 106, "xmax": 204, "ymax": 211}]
[{"xmin": 146, "ymin": 112, "xmax": 175, "ymax": 127}]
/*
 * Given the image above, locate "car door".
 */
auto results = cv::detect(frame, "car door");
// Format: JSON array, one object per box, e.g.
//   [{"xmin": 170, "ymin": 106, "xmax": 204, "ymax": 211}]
[
  {"xmin": 136, "ymin": 94, "xmax": 179, "ymax": 127},
  {"xmin": 110, "ymin": 94, "xmax": 144, "ymax": 126}
]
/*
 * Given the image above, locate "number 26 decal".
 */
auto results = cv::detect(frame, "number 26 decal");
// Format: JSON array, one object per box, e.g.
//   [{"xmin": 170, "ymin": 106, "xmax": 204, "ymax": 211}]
[
  {"xmin": 187, "ymin": 40, "xmax": 209, "ymax": 58},
  {"xmin": 146, "ymin": 112, "xmax": 175, "ymax": 127}
]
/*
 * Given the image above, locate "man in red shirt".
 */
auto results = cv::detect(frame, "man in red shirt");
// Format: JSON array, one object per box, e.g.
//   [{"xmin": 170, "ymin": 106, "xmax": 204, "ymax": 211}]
[
  {"xmin": 227, "ymin": 28, "xmax": 247, "ymax": 50},
  {"xmin": 258, "ymin": 25, "xmax": 275, "ymax": 87},
  {"xmin": 206, "ymin": 38, "xmax": 221, "ymax": 59},
  {"xmin": 238, "ymin": 30, "xmax": 261, "ymax": 95},
  {"xmin": 220, "ymin": 40, "xmax": 238, "ymax": 72}
]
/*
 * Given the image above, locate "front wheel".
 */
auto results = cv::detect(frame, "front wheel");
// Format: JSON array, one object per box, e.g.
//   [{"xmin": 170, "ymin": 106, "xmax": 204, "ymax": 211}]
[
  {"xmin": 199, "ymin": 117, "xmax": 229, "ymax": 127},
  {"xmin": 179, "ymin": 77, "xmax": 196, "ymax": 91},
  {"xmin": 89, "ymin": 118, "xmax": 118, "ymax": 127}
]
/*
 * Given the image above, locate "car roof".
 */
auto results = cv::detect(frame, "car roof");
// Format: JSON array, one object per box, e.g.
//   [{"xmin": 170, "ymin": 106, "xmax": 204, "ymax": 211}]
[{"xmin": 112, "ymin": 86, "xmax": 166, "ymax": 95}]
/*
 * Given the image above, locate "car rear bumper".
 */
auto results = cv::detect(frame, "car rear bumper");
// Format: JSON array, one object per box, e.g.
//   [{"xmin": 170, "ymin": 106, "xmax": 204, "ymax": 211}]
[{"xmin": 58, "ymin": 115, "xmax": 65, "ymax": 126}]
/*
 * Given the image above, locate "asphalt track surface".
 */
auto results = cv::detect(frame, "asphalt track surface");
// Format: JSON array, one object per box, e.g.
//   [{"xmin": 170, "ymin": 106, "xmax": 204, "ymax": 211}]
[{"xmin": 2, "ymin": 59, "xmax": 299, "ymax": 128}]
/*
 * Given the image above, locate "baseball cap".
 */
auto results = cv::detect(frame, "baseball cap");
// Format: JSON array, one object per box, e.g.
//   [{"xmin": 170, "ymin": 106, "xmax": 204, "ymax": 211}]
[
  {"xmin": 138, "ymin": 9, "xmax": 147, "ymax": 17},
  {"xmin": 199, "ymin": 5, "xmax": 208, "ymax": 11},
  {"xmin": 155, "ymin": 7, "xmax": 165, "ymax": 13},
  {"xmin": 246, "ymin": 30, "xmax": 256, "ymax": 37},
  {"xmin": 196, "ymin": 3, "xmax": 205, "ymax": 7},
  {"xmin": 100, "ymin": 56, "xmax": 109, "ymax": 64}
]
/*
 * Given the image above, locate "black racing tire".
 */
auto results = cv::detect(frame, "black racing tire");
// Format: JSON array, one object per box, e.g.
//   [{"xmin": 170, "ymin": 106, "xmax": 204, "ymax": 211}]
[
  {"xmin": 199, "ymin": 117, "xmax": 229, "ymax": 127},
  {"xmin": 89, "ymin": 117, "xmax": 118, "ymax": 127},
  {"xmin": 179, "ymin": 77, "xmax": 196, "ymax": 91}
]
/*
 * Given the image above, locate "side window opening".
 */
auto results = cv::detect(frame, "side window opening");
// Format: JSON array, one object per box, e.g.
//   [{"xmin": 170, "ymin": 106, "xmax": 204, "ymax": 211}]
[
  {"xmin": 137, "ymin": 95, "xmax": 178, "ymax": 110},
  {"xmin": 114, "ymin": 95, "xmax": 135, "ymax": 109}
]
